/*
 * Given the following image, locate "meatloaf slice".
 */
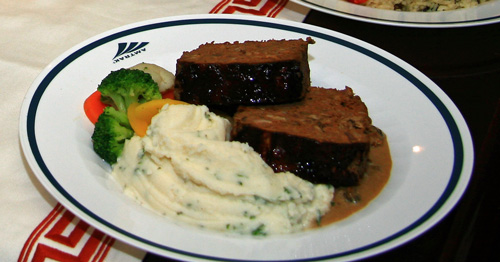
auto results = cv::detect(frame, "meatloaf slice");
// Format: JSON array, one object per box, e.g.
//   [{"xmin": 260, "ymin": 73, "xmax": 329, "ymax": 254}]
[
  {"xmin": 231, "ymin": 87, "xmax": 383, "ymax": 187},
  {"xmin": 174, "ymin": 38, "xmax": 314, "ymax": 107}
]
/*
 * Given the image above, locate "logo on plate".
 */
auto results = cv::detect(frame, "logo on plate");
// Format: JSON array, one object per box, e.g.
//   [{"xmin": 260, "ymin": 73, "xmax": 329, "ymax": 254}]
[{"xmin": 113, "ymin": 42, "xmax": 149, "ymax": 64}]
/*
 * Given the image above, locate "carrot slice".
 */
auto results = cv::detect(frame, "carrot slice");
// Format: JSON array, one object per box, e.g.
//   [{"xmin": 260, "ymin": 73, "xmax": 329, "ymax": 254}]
[
  {"xmin": 83, "ymin": 91, "xmax": 108, "ymax": 124},
  {"xmin": 162, "ymin": 89, "xmax": 175, "ymax": 99},
  {"xmin": 128, "ymin": 98, "xmax": 188, "ymax": 137}
]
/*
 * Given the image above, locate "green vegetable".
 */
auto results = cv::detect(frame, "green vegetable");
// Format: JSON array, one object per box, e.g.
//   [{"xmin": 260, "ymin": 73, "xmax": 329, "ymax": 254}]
[
  {"xmin": 92, "ymin": 68, "xmax": 162, "ymax": 164},
  {"xmin": 91, "ymin": 107, "xmax": 134, "ymax": 164},
  {"xmin": 251, "ymin": 224, "xmax": 267, "ymax": 236},
  {"xmin": 97, "ymin": 68, "xmax": 162, "ymax": 113}
]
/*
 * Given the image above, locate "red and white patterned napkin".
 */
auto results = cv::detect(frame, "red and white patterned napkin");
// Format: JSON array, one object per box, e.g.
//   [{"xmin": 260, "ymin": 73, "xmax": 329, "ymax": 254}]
[
  {"xmin": 210, "ymin": 0, "xmax": 289, "ymax": 17},
  {"xmin": 18, "ymin": 204, "xmax": 117, "ymax": 262},
  {"xmin": 2, "ymin": 1, "xmax": 309, "ymax": 261}
]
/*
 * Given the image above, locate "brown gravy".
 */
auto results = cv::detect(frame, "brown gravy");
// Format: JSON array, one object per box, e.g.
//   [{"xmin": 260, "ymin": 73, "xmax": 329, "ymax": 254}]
[{"xmin": 317, "ymin": 137, "xmax": 392, "ymax": 226}]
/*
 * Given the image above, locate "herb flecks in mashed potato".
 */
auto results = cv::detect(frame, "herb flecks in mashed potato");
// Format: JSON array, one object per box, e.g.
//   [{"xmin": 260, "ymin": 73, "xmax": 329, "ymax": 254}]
[{"xmin": 112, "ymin": 104, "xmax": 334, "ymax": 236}]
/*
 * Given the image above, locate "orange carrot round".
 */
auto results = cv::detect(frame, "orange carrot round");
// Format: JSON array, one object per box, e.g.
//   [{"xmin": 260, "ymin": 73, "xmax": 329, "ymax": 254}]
[{"xmin": 83, "ymin": 91, "xmax": 108, "ymax": 124}]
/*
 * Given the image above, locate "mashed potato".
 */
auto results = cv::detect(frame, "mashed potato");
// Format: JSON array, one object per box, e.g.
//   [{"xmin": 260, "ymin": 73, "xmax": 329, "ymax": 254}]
[{"xmin": 112, "ymin": 104, "xmax": 334, "ymax": 235}]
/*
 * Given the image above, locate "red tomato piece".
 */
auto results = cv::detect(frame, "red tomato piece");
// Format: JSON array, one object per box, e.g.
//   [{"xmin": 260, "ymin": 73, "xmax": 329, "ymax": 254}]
[
  {"xmin": 162, "ymin": 89, "xmax": 175, "ymax": 100},
  {"xmin": 348, "ymin": 0, "xmax": 368, "ymax": 4}
]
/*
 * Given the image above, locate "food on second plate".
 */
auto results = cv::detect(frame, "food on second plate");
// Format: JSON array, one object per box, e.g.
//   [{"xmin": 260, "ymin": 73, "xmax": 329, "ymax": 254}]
[
  {"xmin": 231, "ymin": 86, "xmax": 384, "ymax": 187},
  {"xmin": 348, "ymin": 0, "xmax": 490, "ymax": 11},
  {"xmin": 112, "ymin": 104, "xmax": 334, "ymax": 235},
  {"xmin": 174, "ymin": 38, "xmax": 314, "ymax": 108}
]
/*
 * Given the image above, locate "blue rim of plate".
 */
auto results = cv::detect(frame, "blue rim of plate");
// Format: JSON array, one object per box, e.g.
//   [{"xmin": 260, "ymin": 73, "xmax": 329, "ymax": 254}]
[
  {"xmin": 25, "ymin": 17, "xmax": 465, "ymax": 261},
  {"xmin": 295, "ymin": 0, "xmax": 500, "ymax": 27}
]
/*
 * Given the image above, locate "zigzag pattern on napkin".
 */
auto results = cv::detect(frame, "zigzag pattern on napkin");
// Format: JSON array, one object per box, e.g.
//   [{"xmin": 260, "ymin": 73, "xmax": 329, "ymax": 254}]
[
  {"xmin": 210, "ymin": 0, "xmax": 288, "ymax": 17},
  {"xmin": 18, "ymin": 204, "xmax": 114, "ymax": 262}
]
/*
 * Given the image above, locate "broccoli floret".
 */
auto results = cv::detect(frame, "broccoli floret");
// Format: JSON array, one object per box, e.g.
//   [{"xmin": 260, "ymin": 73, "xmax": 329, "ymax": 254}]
[
  {"xmin": 92, "ymin": 107, "xmax": 134, "ymax": 164},
  {"xmin": 97, "ymin": 68, "xmax": 162, "ymax": 113},
  {"xmin": 92, "ymin": 68, "xmax": 162, "ymax": 164}
]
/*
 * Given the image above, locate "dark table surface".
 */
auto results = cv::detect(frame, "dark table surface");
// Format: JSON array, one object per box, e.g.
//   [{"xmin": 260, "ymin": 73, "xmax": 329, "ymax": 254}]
[{"xmin": 144, "ymin": 9, "xmax": 500, "ymax": 262}]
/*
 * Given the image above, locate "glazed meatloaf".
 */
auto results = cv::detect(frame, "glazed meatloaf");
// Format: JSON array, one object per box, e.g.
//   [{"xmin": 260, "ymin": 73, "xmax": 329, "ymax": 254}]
[
  {"xmin": 231, "ymin": 87, "xmax": 383, "ymax": 187},
  {"xmin": 174, "ymin": 38, "xmax": 314, "ymax": 107}
]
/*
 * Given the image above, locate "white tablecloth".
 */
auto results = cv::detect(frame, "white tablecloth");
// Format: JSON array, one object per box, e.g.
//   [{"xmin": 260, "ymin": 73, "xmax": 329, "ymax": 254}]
[{"xmin": 0, "ymin": 1, "xmax": 309, "ymax": 261}]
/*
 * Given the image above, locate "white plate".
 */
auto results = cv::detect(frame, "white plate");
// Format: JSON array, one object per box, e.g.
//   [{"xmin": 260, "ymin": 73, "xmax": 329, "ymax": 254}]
[
  {"xmin": 292, "ymin": 0, "xmax": 500, "ymax": 27},
  {"xmin": 19, "ymin": 14, "xmax": 473, "ymax": 261}
]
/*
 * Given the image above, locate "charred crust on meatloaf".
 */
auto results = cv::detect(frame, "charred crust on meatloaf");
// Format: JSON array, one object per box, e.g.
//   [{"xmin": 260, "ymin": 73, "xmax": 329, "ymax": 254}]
[
  {"xmin": 174, "ymin": 38, "xmax": 314, "ymax": 107},
  {"xmin": 231, "ymin": 87, "xmax": 384, "ymax": 187}
]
